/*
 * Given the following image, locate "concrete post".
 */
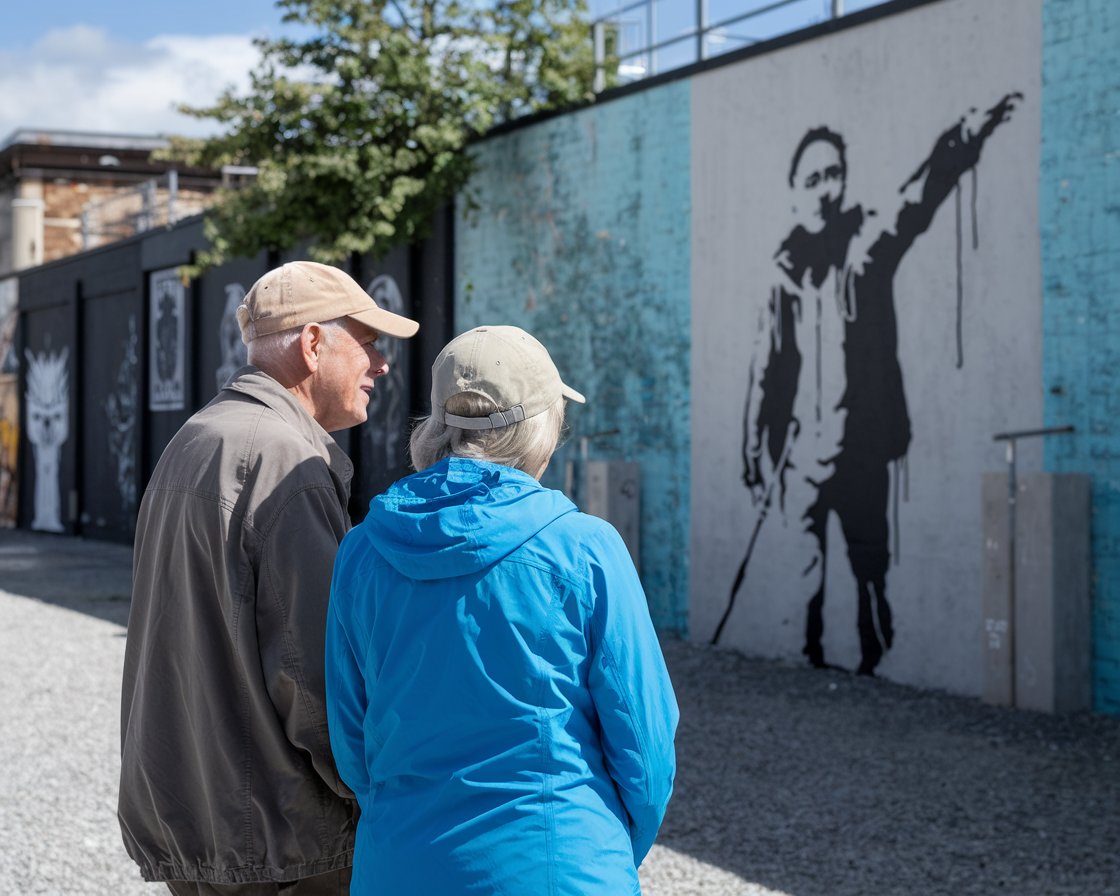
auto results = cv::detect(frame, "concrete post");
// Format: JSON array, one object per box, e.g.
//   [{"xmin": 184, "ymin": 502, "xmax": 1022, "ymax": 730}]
[
  {"xmin": 982, "ymin": 472, "xmax": 1091, "ymax": 712},
  {"xmin": 982, "ymin": 473, "xmax": 1013, "ymax": 705},
  {"xmin": 1015, "ymin": 473, "xmax": 1092, "ymax": 712},
  {"xmin": 582, "ymin": 460, "xmax": 641, "ymax": 572}
]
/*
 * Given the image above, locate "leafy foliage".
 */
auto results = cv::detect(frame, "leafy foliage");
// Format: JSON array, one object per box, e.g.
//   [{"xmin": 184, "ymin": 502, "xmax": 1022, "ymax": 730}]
[{"xmin": 160, "ymin": 0, "xmax": 598, "ymax": 276}]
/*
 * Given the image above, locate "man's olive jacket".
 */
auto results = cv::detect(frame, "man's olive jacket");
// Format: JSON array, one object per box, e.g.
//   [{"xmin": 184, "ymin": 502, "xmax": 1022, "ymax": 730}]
[{"xmin": 119, "ymin": 368, "xmax": 358, "ymax": 884}]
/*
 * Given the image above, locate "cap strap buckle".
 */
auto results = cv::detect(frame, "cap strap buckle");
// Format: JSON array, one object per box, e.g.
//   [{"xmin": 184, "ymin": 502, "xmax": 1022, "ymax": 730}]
[{"xmin": 444, "ymin": 405, "xmax": 527, "ymax": 430}]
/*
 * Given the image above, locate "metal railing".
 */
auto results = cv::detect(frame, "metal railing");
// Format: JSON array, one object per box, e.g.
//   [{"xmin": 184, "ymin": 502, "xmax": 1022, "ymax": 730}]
[
  {"xmin": 79, "ymin": 166, "xmax": 256, "ymax": 251},
  {"xmin": 592, "ymin": 0, "xmax": 858, "ymax": 91},
  {"xmin": 80, "ymin": 171, "xmax": 184, "ymax": 250}
]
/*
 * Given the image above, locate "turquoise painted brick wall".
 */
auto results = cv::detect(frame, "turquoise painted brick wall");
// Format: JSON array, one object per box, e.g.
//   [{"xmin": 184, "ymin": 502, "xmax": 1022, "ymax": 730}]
[
  {"xmin": 455, "ymin": 82, "xmax": 691, "ymax": 631},
  {"xmin": 1041, "ymin": 0, "xmax": 1120, "ymax": 713}
]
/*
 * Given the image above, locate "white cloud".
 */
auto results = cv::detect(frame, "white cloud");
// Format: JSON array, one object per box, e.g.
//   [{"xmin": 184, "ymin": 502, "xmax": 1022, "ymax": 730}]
[{"xmin": 0, "ymin": 25, "xmax": 261, "ymax": 142}]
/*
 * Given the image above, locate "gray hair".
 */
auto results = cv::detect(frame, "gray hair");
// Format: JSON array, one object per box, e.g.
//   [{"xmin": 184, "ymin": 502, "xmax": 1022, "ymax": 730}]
[
  {"xmin": 410, "ymin": 392, "xmax": 566, "ymax": 478},
  {"xmin": 246, "ymin": 317, "xmax": 348, "ymax": 368}
]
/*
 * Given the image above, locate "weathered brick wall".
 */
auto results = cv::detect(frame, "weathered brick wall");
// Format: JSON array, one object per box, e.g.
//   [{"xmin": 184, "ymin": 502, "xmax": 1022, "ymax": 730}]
[
  {"xmin": 40, "ymin": 181, "xmax": 215, "ymax": 262},
  {"xmin": 42, "ymin": 181, "xmax": 120, "ymax": 261},
  {"xmin": 1041, "ymin": 0, "xmax": 1120, "ymax": 712},
  {"xmin": 456, "ymin": 83, "xmax": 692, "ymax": 631}
]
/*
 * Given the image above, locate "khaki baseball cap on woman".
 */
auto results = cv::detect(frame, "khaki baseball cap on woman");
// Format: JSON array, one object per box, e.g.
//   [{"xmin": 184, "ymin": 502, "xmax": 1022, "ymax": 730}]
[
  {"xmin": 432, "ymin": 325, "xmax": 586, "ymax": 430},
  {"xmin": 237, "ymin": 260, "xmax": 420, "ymax": 344}
]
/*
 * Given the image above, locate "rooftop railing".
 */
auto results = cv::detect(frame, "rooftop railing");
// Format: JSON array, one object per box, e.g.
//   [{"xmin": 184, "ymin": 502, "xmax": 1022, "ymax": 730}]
[{"xmin": 592, "ymin": 0, "xmax": 876, "ymax": 91}]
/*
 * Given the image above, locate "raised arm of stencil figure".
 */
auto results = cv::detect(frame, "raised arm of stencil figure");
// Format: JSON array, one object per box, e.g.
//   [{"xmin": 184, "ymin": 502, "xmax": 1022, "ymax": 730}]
[{"xmin": 875, "ymin": 92, "xmax": 1022, "ymax": 269}]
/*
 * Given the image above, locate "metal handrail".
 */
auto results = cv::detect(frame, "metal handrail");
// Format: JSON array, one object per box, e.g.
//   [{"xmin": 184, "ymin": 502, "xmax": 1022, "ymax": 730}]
[{"xmin": 592, "ymin": 0, "xmax": 855, "ymax": 90}]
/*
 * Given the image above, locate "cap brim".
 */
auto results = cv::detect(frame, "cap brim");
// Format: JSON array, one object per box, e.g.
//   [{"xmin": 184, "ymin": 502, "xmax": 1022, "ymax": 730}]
[
  {"xmin": 561, "ymin": 383, "xmax": 586, "ymax": 404},
  {"xmin": 351, "ymin": 306, "xmax": 420, "ymax": 339}
]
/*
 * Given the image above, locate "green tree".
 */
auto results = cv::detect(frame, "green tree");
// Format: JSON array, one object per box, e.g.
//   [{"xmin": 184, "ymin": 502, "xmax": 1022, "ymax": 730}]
[{"xmin": 161, "ymin": 0, "xmax": 599, "ymax": 276}]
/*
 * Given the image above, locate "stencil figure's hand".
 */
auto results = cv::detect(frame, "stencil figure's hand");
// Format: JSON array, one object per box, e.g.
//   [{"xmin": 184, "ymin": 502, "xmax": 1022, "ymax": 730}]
[
  {"xmin": 900, "ymin": 91, "xmax": 1023, "ymax": 198},
  {"xmin": 964, "ymin": 92, "xmax": 1022, "ymax": 145},
  {"xmin": 750, "ymin": 481, "xmax": 765, "ymax": 507},
  {"xmin": 743, "ymin": 451, "xmax": 766, "ymax": 505}
]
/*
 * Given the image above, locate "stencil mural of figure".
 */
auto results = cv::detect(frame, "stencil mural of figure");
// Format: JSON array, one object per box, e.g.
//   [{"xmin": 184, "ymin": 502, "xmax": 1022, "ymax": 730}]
[
  {"xmin": 215, "ymin": 283, "xmax": 248, "ymax": 392},
  {"xmin": 731, "ymin": 92, "xmax": 1021, "ymax": 675},
  {"xmin": 25, "ymin": 346, "xmax": 70, "ymax": 532}
]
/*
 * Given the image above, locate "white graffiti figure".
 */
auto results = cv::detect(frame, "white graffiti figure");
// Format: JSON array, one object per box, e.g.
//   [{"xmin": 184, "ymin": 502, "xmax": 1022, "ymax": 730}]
[
  {"xmin": 25, "ymin": 346, "xmax": 70, "ymax": 532},
  {"xmin": 105, "ymin": 315, "xmax": 139, "ymax": 515},
  {"xmin": 365, "ymin": 275, "xmax": 406, "ymax": 470},
  {"xmin": 216, "ymin": 283, "xmax": 248, "ymax": 392}
]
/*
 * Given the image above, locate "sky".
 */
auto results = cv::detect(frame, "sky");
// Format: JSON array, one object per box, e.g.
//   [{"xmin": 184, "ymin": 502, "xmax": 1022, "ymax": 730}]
[
  {"xmin": 0, "ymin": 0, "xmax": 294, "ymax": 142},
  {"xmin": 1, "ymin": 0, "xmax": 884, "ymax": 145}
]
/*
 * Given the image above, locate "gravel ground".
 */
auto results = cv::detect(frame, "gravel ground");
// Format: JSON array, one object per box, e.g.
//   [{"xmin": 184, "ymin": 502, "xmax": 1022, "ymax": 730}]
[{"xmin": 2, "ymin": 528, "xmax": 1118, "ymax": 895}]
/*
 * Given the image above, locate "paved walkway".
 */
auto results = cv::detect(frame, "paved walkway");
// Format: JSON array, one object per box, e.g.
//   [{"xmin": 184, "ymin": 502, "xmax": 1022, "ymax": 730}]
[{"xmin": 2, "ymin": 527, "xmax": 1118, "ymax": 895}]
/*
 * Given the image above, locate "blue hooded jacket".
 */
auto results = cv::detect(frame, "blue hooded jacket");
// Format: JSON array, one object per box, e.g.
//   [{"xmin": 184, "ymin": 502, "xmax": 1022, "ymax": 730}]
[{"xmin": 325, "ymin": 457, "xmax": 678, "ymax": 895}]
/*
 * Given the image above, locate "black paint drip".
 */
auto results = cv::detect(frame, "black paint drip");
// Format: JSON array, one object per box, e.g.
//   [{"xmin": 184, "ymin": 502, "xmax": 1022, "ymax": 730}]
[
  {"xmin": 891, "ymin": 455, "xmax": 910, "ymax": 565},
  {"xmin": 955, "ymin": 184, "xmax": 964, "ymax": 370}
]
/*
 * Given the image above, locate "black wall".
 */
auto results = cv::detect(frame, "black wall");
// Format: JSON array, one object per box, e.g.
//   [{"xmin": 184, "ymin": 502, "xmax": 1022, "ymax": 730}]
[{"xmin": 16, "ymin": 210, "xmax": 454, "ymax": 543}]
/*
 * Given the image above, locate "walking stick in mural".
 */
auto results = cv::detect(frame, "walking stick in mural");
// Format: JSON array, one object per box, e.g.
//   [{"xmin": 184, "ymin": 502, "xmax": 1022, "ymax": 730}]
[{"xmin": 710, "ymin": 423, "xmax": 796, "ymax": 646}]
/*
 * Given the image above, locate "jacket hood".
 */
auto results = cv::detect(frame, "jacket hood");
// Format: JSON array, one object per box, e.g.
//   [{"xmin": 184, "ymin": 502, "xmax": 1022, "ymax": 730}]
[{"xmin": 363, "ymin": 457, "xmax": 576, "ymax": 580}]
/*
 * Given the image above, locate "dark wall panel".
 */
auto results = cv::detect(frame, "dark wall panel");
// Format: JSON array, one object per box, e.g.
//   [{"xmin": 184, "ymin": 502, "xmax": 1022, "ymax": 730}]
[
  {"xmin": 81, "ymin": 288, "xmax": 141, "ymax": 542},
  {"xmin": 348, "ymin": 245, "xmax": 415, "ymax": 518},
  {"xmin": 195, "ymin": 253, "xmax": 268, "ymax": 403},
  {"xmin": 16, "ymin": 212, "xmax": 455, "ymax": 539},
  {"xmin": 142, "ymin": 265, "xmax": 193, "ymax": 482}
]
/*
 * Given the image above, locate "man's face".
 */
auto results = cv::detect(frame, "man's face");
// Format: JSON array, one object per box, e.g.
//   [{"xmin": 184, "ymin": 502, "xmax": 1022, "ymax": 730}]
[
  {"xmin": 792, "ymin": 140, "xmax": 845, "ymax": 234},
  {"xmin": 312, "ymin": 318, "xmax": 389, "ymax": 432}
]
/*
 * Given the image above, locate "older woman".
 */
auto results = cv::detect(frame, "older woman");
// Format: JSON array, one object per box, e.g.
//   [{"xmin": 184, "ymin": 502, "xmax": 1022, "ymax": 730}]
[{"xmin": 325, "ymin": 325, "xmax": 678, "ymax": 895}]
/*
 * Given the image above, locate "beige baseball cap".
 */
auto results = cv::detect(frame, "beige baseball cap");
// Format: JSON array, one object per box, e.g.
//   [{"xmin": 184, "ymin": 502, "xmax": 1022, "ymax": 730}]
[
  {"xmin": 432, "ymin": 325, "xmax": 586, "ymax": 430},
  {"xmin": 237, "ymin": 260, "xmax": 420, "ymax": 344}
]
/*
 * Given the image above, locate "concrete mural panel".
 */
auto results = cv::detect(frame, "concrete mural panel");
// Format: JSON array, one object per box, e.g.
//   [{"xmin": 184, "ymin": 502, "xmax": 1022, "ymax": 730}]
[
  {"xmin": 690, "ymin": 0, "xmax": 1043, "ymax": 695},
  {"xmin": 104, "ymin": 314, "xmax": 139, "ymax": 520},
  {"xmin": 455, "ymin": 83, "xmax": 692, "ymax": 630}
]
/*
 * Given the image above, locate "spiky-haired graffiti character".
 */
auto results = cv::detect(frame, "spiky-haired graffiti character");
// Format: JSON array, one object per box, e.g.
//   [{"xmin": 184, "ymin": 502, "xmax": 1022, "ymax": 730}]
[
  {"xmin": 25, "ymin": 346, "xmax": 70, "ymax": 532},
  {"xmin": 361, "ymin": 275, "xmax": 407, "ymax": 490},
  {"xmin": 215, "ymin": 283, "xmax": 248, "ymax": 392}
]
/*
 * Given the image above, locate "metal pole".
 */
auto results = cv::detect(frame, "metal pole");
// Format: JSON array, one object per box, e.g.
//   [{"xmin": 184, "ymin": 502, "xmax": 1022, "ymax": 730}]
[
  {"xmin": 697, "ymin": 0, "xmax": 708, "ymax": 62},
  {"xmin": 1005, "ymin": 437, "xmax": 1017, "ymax": 708},
  {"xmin": 167, "ymin": 169, "xmax": 178, "ymax": 225},
  {"xmin": 831, "ymin": 0, "xmax": 844, "ymax": 18},
  {"xmin": 592, "ymin": 21, "xmax": 606, "ymax": 94}
]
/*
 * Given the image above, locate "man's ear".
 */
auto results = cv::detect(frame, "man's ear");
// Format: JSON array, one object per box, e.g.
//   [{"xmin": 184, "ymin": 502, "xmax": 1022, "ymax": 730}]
[{"xmin": 298, "ymin": 323, "xmax": 325, "ymax": 372}]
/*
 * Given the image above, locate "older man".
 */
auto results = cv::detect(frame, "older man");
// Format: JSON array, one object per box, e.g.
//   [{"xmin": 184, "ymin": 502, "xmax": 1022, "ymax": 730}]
[{"xmin": 119, "ymin": 261, "xmax": 419, "ymax": 895}]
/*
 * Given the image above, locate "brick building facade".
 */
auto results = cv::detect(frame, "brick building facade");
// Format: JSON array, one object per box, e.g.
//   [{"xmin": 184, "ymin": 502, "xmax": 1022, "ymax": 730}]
[{"xmin": 0, "ymin": 129, "xmax": 221, "ymax": 277}]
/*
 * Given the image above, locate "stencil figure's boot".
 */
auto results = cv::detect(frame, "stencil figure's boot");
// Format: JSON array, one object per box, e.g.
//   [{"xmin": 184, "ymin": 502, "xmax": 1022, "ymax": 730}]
[
  {"xmin": 856, "ymin": 577, "xmax": 892, "ymax": 675},
  {"xmin": 803, "ymin": 586, "xmax": 826, "ymax": 668}
]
